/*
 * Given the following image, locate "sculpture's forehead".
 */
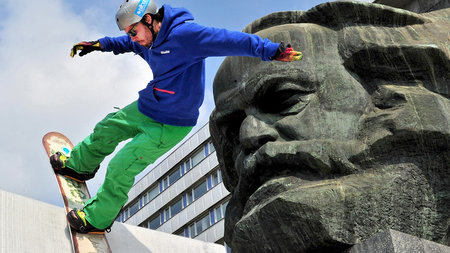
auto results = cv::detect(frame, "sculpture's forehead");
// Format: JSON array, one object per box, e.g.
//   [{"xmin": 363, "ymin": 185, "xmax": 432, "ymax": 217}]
[{"xmin": 213, "ymin": 23, "xmax": 339, "ymax": 103}]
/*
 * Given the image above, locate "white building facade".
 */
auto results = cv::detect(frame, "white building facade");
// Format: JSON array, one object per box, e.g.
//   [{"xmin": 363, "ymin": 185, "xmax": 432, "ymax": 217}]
[{"xmin": 115, "ymin": 123, "xmax": 231, "ymax": 248}]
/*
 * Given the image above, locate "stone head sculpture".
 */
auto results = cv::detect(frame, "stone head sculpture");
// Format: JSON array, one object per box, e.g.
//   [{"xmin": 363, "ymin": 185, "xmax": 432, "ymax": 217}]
[{"xmin": 209, "ymin": 1, "xmax": 449, "ymax": 252}]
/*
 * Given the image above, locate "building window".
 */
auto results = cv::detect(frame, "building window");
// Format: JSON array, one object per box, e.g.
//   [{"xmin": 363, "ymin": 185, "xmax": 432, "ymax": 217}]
[
  {"xmin": 193, "ymin": 180, "xmax": 207, "ymax": 200},
  {"xmin": 121, "ymin": 168, "xmax": 222, "ymax": 223},
  {"xmin": 184, "ymin": 159, "xmax": 192, "ymax": 172},
  {"xmin": 179, "ymin": 200, "xmax": 229, "ymax": 238},
  {"xmin": 215, "ymin": 205, "xmax": 223, "ymax": 222},
  {"xmin": 180, "ymin": 141, "xmax": 213, "ymax": 175},
  {"xmin": 209, "ymin": 141, "xmax": 215, "ymax": 153},
  {"xmin": 169, "ymin": 167, "xmax": 182, "ymax": 185},
  {"xmin": 212, "ymin": 171, "xmax": 219, "ymax": 186},
  {"xmin": 183, "ymin": 169, "xmax": 223, "ymax": 209},
  {"xmin": 225, "ymin": 242, "xmax": 232, "ymax": 253},
  {"xmin": 210, "ymin": 169, "xmax": 222, "ymax": 189},
  {"xmin": 210, "ymin": 210, "xmax": 215, "ymax": 224},
  {"xmin": 163, "ymin": 208, "xmax": 170, "ymax": 223},
  {"xmin": 149, "ymin": 215, "xmax": 161, "ymax": 229},
  {"xmin": 222, "ymin": 200, "xmax": 228, "ymax": 215},
  {"xmin": 145, "ymin": 185, "xmax": 159, "ymax": 204},
  {"xmin": 120, "ymin": 184, "xmax": 161, "ymax": 222},
  {"xmin": 129, "ymin": 200, "xmax": 140, "ymax": 218},
  {"xmin": 189, "ymin": 224, "xmax": 196, "ymax": 238},
  {"xmin": 115, "ymin": 212, "xmax": 123, "ymax": 222},
  {"xmin": 181, "ymin": 163, "xmax": 185, "ymax": 174},
  {"xmin": 213, "ymin": 200, "xmax": 228, "ymax": 224},
  {"xmin": 191, "ymin": 149, "xmax": 205, "ymax": 168},
  {"xmin": 184, "ymin": 191, "xmax": 193, "ymax": 206},
  {"xmin": 196, "ymin": 214, "xmax": 211, "ymax": 235},
  {"xmin": 171, "ymin": 198, "xmax": 183, "ymax": 217},
  {"xmin": 141, "ymin": 170, "xmax": 224, "ymax": 230},
  {"xmin": 118, "ymin": 139, "xmax": 220, "ymax": 223},
  {"xmin": 161, "ymin": 177, "xmax": 169, "ymax": 191}
]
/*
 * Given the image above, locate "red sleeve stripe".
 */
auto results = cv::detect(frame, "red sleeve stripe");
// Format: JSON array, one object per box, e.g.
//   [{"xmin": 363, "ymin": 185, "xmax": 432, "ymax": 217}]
[{"xmin": 154, "ymin": 87, "xmax": 175, "ymax": 94}]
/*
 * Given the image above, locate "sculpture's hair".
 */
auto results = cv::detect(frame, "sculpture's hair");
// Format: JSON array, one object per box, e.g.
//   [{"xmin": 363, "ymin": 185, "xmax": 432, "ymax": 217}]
[
  {"xmin": 242, "ymin": 1, "xmax": 429, "ymax": 34},
  {"xmin": 243, "ymin": 1, "xmax": 449, "ymax": 98}
]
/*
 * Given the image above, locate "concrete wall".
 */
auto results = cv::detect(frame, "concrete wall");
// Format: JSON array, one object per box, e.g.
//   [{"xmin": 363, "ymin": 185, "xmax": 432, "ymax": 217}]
[
  {"xmin": 0, "ymin": 189, "xmax": 226, "ymax": 253},
  {"xmin": 0, "ymin": 189, "xmax": 73, "ymax": 253},
  {"xmin": 107, "ymin": 221, "xmax": 227, "ymax": 253}
]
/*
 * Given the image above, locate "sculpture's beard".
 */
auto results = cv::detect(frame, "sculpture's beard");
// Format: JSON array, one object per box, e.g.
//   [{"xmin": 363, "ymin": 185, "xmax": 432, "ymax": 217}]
[
  {"xmin": 224, "ymin": 139, "xmax": 365, "ymax": 252},
  {"xmin": 222, "ymin": 116, "xmax": 450, "ymax": 252},
  {"xmin": 226, "ymin": 159, "xmax": 449, "ymax": 252}
]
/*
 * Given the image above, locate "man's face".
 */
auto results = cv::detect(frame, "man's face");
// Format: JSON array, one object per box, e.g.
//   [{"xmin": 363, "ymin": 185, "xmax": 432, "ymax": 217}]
[{"xmin": 124, "ymin": 21, "xmax": 154, "ymax": 48}]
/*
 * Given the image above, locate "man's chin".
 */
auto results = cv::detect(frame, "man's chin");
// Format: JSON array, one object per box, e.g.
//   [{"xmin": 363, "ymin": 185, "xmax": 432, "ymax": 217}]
[{"xmin": 137, "ymin": 41, "xmax": 152, "ymax": 48}]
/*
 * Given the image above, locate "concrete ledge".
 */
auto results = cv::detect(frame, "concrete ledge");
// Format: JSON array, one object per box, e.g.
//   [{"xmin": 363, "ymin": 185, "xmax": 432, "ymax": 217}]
[
  {"xmin": 107, "ymin": 222, "xmax": 226, "ymax": 253},
  {"xmin": 0, "ymin": 189, "xmax": 226, "ymax": 253},
  {"xmin": 0, "ymin": 189, "xmax": 73, "ymax": 253}
]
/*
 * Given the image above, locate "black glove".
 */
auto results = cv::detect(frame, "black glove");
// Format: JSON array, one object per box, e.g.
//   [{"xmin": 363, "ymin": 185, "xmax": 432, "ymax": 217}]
[{"xmin": 70, "ymin": 41, "xmax": 102, "ymax": 57}]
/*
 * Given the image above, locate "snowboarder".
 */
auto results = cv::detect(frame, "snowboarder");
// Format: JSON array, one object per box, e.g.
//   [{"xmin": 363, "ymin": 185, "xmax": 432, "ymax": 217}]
[{"xmin": 50, "ymin": 0, "xmax": 302, "ymax": 234}]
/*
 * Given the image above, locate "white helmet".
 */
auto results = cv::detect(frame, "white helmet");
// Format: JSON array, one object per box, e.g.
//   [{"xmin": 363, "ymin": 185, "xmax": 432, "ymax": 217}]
[{"xmin": 116, "ymin": 0, "xmax": 159, "ymax": 30}]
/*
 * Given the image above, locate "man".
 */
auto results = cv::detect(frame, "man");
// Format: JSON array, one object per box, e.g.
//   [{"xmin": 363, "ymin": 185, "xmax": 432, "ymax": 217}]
[
  {"xmin": 50, "ymin": 0, "xmax": 302, "ymax": 234},
  {"xmin": 209, "ymin": 1, "xmax": 449, "ymax": 252}
]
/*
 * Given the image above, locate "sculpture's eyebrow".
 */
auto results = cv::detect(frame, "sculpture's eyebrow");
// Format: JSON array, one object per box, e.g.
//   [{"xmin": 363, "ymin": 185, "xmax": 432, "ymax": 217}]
[
  {"xmin": 213, "ymin": 67, "xmax": 318, "ymax": 124},
  {"xmin": 244, "ymin": 70, "xmax": 318, "ymax": 102}
]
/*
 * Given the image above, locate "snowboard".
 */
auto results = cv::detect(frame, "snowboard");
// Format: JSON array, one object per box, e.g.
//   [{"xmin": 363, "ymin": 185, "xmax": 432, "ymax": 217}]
[{"xmin": 42, "ymin": 132, "xmax": 112, "ymax": 253}]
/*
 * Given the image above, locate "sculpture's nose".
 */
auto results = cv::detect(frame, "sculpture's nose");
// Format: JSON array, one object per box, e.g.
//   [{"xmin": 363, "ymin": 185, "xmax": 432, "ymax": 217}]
[{"xmin": 239, "ymin": 115, "xmax": 279, "ymax": 152}]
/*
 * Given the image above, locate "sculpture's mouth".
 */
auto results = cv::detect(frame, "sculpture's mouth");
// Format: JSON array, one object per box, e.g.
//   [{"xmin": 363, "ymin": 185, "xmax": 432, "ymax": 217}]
[{"xmin": 233, "ymin": 141, "xmax": 330, "ymax": 217}]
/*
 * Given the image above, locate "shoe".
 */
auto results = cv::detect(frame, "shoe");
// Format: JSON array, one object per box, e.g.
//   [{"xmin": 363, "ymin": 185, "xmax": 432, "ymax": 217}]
[
  {"xmin": 50, "ymin": 152, "xmax": 98, "ymax": 182},
  {"xmin": 67, "ymin": 209, "xmax": 109, "ymax": 234}
]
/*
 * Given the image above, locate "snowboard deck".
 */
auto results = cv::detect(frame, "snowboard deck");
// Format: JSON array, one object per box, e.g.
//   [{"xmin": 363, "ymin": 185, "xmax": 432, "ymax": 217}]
[{"xmin": 42, "ymin": 132, "xmax": 111, "ymax": 253}]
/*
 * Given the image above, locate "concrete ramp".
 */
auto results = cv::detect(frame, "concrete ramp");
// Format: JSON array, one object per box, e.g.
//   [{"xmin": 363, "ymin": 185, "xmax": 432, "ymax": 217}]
[
  {"xmin": 0, "ymin": 189, "xmax": 226, "ymax": 253},
  {"xmin": 0, "ymin": 189, "xmax": 72, "ymax": 253}
]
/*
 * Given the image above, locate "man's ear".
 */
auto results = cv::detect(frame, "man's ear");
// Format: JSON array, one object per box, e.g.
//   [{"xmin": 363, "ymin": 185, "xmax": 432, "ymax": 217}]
[{"xmin": 144, "ymin": 14, "xmax": 153, "ymax": 25}]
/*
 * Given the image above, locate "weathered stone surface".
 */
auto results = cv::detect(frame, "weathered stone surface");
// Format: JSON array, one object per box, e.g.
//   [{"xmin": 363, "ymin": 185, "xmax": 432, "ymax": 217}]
[
  {"xmin": 346, "ymin": 229, "xmax": 450, "ymax": 253},
  {"xmin": 209, "ymin": 1, "xmax": 449, "ymax": 253},
  {"xmin": 375, "ymin": 0, "xmax": 450, "ymax": 13}
]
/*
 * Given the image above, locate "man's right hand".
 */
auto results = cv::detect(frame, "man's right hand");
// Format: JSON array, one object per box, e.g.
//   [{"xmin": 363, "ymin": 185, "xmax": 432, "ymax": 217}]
[{"xmin": 70, "ymin": 41, "xmax": 102, "ymax": 57}]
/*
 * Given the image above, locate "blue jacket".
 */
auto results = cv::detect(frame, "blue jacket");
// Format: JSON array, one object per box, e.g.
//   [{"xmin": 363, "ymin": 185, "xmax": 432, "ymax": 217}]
[{"xmin": 99, "ymin": 5, "xmax": 279, "ymax": 126}]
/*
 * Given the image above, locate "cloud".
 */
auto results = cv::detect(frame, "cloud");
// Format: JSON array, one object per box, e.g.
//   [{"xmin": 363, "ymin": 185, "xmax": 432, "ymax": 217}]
[
  {"xmin": 0, "ymin": 0, "xmax": 151, "ymax": 205},
  {"xmin": 0, "ymin": 0, "xmax": 334, "ymax": 206}
]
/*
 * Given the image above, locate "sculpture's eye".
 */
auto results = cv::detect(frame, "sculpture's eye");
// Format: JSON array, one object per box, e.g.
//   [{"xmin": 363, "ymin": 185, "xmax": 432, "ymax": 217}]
[
  {"xmin": 213, "ymin": 109, "xmax": 246, "ymax": 147},
  {"xmin": 259, "ymin": 82, "xmax": 315, "ymax": 116},
  {"xmin": 222, "ymin": 112, "xmax": 246, "ymax": 146}
]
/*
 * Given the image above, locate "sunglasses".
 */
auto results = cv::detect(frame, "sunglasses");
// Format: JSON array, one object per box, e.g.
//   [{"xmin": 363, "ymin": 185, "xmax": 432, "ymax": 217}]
[{"xmin": 127, "ymin": 22, "xmax": 139, "ymax": 37}]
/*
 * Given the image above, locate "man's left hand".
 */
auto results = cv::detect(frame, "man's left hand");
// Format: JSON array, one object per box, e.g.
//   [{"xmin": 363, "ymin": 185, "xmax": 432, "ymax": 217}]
[{"xmin": 272, "ymin": 42, "xmax": 303, "ymax": 62}]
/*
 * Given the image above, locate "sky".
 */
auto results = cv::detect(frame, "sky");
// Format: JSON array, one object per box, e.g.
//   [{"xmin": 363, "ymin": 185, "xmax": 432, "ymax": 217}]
[{"xmin": 0, "ymin": 0, "xmax": 372, "ymax": 207}]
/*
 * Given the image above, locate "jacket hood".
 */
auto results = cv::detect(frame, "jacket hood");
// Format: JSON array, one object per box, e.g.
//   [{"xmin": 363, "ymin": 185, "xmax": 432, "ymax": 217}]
[{"xmin": 152, "ymin": 5, "xmax": 194, "ymax": 47}]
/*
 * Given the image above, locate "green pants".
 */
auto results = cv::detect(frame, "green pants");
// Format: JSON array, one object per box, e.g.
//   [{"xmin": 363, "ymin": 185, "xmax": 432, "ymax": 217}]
[{"xmin": 66, "ymin": 101, "xmax": 192, "ymax": 229}]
